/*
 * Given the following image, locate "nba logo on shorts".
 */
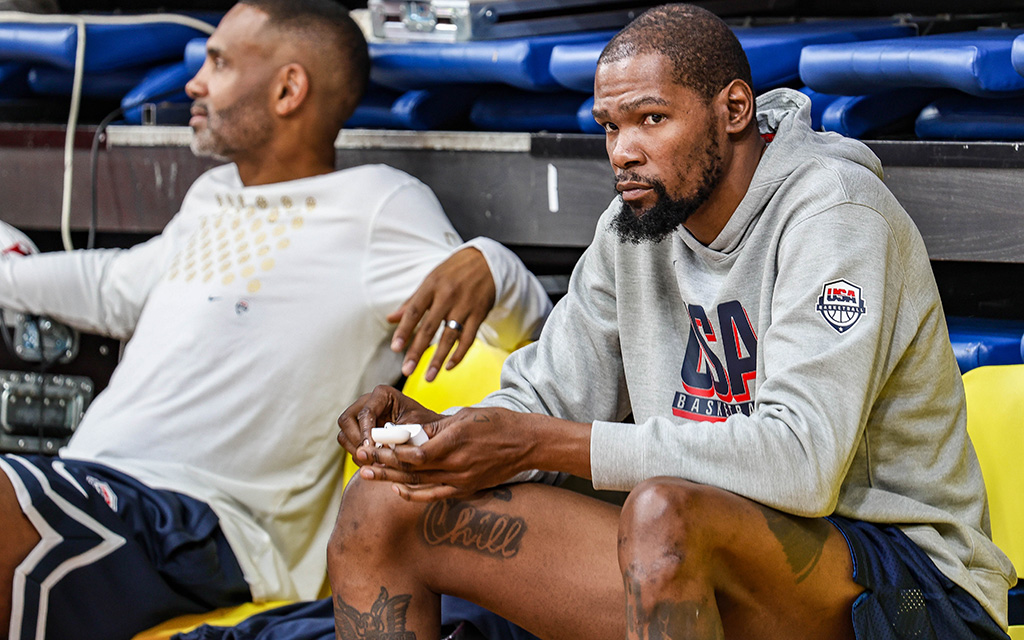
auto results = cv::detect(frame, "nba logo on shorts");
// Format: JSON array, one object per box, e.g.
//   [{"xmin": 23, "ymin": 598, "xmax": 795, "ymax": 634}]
[
  {"xmin": 816, "ymin": 279, "xmax": 866, "ymax": 333},
  {"xmin": 86, "ymin": 475, "xmax": 119, "ymax": 512}
]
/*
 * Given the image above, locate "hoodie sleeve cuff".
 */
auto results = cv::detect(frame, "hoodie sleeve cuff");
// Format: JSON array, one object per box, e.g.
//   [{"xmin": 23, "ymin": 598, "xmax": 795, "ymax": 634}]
[{"xmin": 590, "ymin": 420, "xmax": 645, "ymax": 491}]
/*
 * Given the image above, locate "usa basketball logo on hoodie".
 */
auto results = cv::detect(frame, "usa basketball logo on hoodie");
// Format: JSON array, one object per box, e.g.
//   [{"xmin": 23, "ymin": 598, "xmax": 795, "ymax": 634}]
[{"xmin": 816, "ymin": 279, "xmax": 866, "ymax": 333}]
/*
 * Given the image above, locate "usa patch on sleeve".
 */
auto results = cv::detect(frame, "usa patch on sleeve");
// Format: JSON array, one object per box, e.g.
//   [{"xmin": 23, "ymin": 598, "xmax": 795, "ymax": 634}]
[{"xmin": 815, "ymin": 279, "xmax": 866, "ymax": 333}]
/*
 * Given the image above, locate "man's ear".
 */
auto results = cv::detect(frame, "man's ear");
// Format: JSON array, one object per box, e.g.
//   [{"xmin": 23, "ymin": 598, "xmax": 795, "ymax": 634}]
[
  {"xmin": 721, "ymin": 78, "xmax": 755, "ymax": 135},
  {"xmin": 273, "ymin": 63, "xmax": 310, "ymax": 117}
]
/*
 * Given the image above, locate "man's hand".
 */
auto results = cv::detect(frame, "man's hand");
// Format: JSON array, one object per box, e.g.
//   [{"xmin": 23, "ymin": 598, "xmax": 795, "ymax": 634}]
[
  {"xmin": 337, "ymin": 385, "xmax": 443, "ymax": 459},
  {"xmin": 353, "ymin": 405, "xmax": 591, "ymax": 502},
  {"xmin": 388, "ymin": 247, "xmax": 496, "ymax": 382},
  {"xmin": 355, "ymin": 406, "xmax": 531, "ymax": 501}
]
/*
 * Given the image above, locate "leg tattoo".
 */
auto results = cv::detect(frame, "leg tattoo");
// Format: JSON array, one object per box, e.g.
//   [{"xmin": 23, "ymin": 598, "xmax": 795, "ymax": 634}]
[
  {"xmin": 334, "ymin": 587, "xmax": 416, "ymax": 640},
  {"xmin": 419, "ymin": 498, "xmax": 527, "ymax": 559},
  {"xmin": 759, "ymin": 507, "xmax": 830, "ymax": 583}
]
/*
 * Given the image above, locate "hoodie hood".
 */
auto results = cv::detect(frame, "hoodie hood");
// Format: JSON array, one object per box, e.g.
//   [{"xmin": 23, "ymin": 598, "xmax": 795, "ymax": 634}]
[
  {"xmin": 703, "ymin": 88, "xmax": 884, "ymax": 254},
  {"xmin": 756, "ymin": 88, "xmax": 882, "ymax": 180}
]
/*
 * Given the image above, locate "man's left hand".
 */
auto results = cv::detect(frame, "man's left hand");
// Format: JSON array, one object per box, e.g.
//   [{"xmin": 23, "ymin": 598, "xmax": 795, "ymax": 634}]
[
  {"xmin": 388, "ymin": 247, "xmax": 496, "ymax": 382},
  {"xmin": 356, "ymin": 406, "xmax": 541, "ymax": 502}
]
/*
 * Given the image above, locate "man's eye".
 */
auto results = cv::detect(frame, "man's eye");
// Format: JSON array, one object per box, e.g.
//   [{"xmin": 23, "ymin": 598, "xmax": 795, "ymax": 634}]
[
  {"xmin": 644, "ymin": 114, "xmax": 665, "ymax": 124},
  {"xmin": 601, "ymin": 122, "xmax": 618, "ymax": 133}
]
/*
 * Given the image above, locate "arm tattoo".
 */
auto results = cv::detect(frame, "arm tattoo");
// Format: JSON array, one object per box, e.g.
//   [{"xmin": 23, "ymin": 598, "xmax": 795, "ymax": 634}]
[
  {"xmin": 333, "ymin": 588, "xmax": 416, "ymax": 640},
  {"xmin": 759, "ymin": 507, "xmax": 830, "ymax": 583},
  {"xmin": 420, "ymin": 498, "xmax": 527, "ymax": 559}
]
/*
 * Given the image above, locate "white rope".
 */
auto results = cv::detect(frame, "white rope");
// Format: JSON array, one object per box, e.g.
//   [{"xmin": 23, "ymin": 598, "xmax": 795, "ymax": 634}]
[{"xmin": 0, "ymin": 11, "xmax": 216, "ymax": 251}]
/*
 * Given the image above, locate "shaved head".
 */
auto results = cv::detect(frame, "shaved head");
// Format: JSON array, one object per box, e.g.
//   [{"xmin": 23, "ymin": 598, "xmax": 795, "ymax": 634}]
[
  {"xmin": 599, "ymin": 4, "xmax": 751, "ymax": 104},
  {"xmin": 239, "ymin": 0, "xmax": 369, "ymax": 135}
]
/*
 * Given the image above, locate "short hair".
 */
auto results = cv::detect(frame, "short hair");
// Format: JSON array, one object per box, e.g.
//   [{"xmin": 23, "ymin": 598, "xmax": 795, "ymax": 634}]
[
  {"xmin": 598, "ymin": 4, "xmax": 751, "ymax": 104},
  {"xmin": 240, "ymin": 0, "xmax": 370, "ymax": 126}
]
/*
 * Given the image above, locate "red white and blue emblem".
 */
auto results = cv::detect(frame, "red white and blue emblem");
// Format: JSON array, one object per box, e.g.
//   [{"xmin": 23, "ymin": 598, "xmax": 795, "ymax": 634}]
[
  {"xmin": 86, "ymin": 475, "xmax": 119, "ymax": 511},
  {"xmin": 816, "ymin": 279, "xmax": 866, "ymax": 333}
]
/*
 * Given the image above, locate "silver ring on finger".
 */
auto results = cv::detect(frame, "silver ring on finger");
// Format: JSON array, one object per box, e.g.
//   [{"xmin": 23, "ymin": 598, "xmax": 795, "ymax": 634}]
[{"xmin": 446, "ymin": 319, "xmax": 464, "ymax": 333}]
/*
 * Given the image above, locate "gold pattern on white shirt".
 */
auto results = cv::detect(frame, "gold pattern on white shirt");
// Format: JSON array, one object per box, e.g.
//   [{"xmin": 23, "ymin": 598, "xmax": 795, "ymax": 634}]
[{"xmin": 167, "ymin": 192, "xmax": 309, "ymax": 294}]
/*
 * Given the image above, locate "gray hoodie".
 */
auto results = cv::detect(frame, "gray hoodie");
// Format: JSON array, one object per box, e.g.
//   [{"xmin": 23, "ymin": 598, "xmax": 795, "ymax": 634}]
[{"xmin": 480, "ymin": 88, "xmax": 1016, "ymax": 627}]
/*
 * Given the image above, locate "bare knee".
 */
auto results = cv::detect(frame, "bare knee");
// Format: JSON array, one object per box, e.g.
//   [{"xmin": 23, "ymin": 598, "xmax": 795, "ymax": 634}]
[
  {"xmin": 618, "ymin": 477, "xmax": 718, "ymax": 587},
  {"xmin": 327, "ymin": 476, "xmax": 423, "ymax": 575}
]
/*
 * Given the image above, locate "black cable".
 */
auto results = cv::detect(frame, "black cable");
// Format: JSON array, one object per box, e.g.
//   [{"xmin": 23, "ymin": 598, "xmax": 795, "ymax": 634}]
[
  {"xmin": 89, "ymin": 85, "xmax": 191, "ymax": 249},
  {"xmin": 89, "ymin": 106, "xmax": 125, "ymax": 250},
  {"xmin": 1, "ymin": 86, "xmax": 190, "ymax": 451}
]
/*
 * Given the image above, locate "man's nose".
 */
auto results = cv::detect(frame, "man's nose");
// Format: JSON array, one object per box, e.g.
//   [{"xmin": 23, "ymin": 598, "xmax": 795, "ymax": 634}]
[
  {"xmin": 184, "ymin": 62, "xmax": 209, "ymax": 99},
  {"xmin": 609, "ymin": 131, "xmax": 644, "ymax": 170}
]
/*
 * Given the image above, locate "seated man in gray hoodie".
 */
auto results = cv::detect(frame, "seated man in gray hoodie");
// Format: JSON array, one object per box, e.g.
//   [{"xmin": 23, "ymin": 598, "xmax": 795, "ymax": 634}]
[{"xmin": 331, "ymin": 4, "xmax": 1016, "ymax": 639}]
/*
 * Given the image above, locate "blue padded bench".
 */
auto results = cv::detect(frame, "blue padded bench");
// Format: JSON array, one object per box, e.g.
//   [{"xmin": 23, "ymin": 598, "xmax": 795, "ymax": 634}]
[
  {"xmin": 116, "ymin": 36, "xmax": 205, "ymax": 124},
  {"xmin": 737, "ymin": 20, "xmax": 916, "ymax": 90},
  {"xmin": 0, "ymin": 19, "xmax": 216, "ymax": 122},
  {"xmin": 368, "ymin": 30, "xmax": 617, "ymax": 92},
  {"xmin": 469, "ymin": 89, "xmax": 589, "ymax": 133},
  {"xmin": 120, "ymin": 62, "xmax": 194, "ymax": 123},
  {"xmin": 0, "ymin": 61, "xmax": 28, "ymax": 98},
  {"xmin": 0, "ymin": 18, "xmax": 217, "ymax": 73},
  {"xmin": 183, "ymin": 36, "xmax": 206, "ymax": 74},
  {"xmin": 915, "ymin": 94, "xmax": 1024, "ymax": 140},
  {"xmin": 1014, "ymin": 33, "xmax": 1024, "ymax": 77},
  {"xmin": 576, "ymin": 96, "xmax": 600, "ymax": 133},
  {"xmin": 548, "ymin": 19, "xmax": 916, "ymax": 94},
  {"xmin": 27, "ymin": 64, "xmax": 149, "ymax": 97},
  {"xmin": 345, "ymin": 86, "xmax": 481, "ymax": 130},
  {"xmin": 818, "ymin": 87, "xmax": 951, "ymax": 138},
  {"xmin": 800, "ymin": 29, "xmax": 1024, "ymax": 98},
  {"xmin": 946, "ymin": 316, "xmax": 1024, "ymax": 374}
]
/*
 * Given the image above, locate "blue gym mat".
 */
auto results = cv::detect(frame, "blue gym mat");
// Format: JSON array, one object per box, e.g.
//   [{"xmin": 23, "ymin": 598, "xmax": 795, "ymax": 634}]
[
  {"xmin": 469, "ymin": 89, "xmax": 589, "ymax": 132},
  {"xmin": 120, "ymin": 61, "xmax": 192, "ymax": 123},
  {"xmin": 1011, "ymin": 33, "xmax": 1024, "ymax": 77},
  {"xmin": 548, "ymin": 19, "xmax": 916, "ymax": 93},
  {"xmin": 576, "ymin": 96, "xmax": 601, "ymax": 133},
  {"xmin": 368, "ymin": 30, "xmax": 617, "ymax": 92},
  {"xmin": 26, "ymin": 64, "xmax": 150, "ymax": 97},
  {"xmin": 819, "ymin": 87, "xmax": 951, "ymax": 138},
  {"xmin": 184, "ymin": 36, "xmax": 206, "ymax": 75},
  {"xmin": 800, "ymin": 29, "xmax": 1024, "ymax": 98},
  {"xmin": 0, "ymin": 61, "xmax": 29, "ymax": 98},
  {"xmin": 946, "ymin": 316, "xmax": 1024, "ymax": 374},
  {"xmin": 0, "ymin": 16, "xmax": 218, "ymax": 73},
  {"xmin": 346, "ymin": 85, "xmax": 481, "ymax": 130},
  {"xmin": 916, "ymin": 94, "xmax": 1024, "ymax": 140}
]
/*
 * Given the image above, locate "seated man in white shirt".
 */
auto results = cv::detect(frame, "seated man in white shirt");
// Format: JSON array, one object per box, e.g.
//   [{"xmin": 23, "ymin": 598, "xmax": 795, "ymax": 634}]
[{"xmin": 0, "ymin": 2, "xmax": 550, "ymax": 639}]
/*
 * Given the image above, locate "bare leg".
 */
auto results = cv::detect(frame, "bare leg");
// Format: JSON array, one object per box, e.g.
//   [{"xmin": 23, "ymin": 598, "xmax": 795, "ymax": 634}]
[
  {"xmin": 0, "ymin": 469, "xmax": 40, "ymax": 640},
  {"xmin": 618, "ymin": 477, "xmax": 863, "ymax": 640},
  {"xmin": 328, "ymin": 478, "xmax": 625, "ymax": 640}
]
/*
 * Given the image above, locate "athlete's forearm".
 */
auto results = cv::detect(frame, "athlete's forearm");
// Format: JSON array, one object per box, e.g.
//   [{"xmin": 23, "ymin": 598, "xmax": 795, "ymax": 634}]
[{"xmin": 518, "ymin": 413, "xmax": 593, "ymax": 480}]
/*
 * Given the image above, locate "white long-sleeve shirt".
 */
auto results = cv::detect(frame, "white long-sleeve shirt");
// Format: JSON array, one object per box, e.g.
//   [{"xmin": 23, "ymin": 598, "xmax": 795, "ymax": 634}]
[{"xmin": 0, "ymin": 162, "xmax": 551, "ymax": 601}]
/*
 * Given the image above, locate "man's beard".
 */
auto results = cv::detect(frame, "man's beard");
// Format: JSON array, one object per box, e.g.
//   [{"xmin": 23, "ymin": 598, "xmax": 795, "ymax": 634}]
[
  {"xmin": 611, "ymin": 133, "xmax": 723, "ymax": 245},
  {"xmin": 190, "ymin": 130, "xmax": 230, "ymax": 161},
  {"xmin": 189, "ymin": 94, "xmax": 272, "ymax": 161}
]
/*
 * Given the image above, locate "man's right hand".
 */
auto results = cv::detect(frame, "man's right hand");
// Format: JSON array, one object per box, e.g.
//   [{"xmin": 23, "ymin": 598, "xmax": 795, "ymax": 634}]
[
  {"xmin": 387, "ymin": 247, "xmax": 497, "ymax": 382},
  {"xmin": 337, "ymin": 385, "xmax": 443, "ymax": 461}
]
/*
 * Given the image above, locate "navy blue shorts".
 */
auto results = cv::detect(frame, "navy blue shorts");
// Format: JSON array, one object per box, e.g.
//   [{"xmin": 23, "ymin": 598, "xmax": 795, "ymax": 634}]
[
  {"xmin": 1, "ymin": 454, "xmax": 251, "ymax": 640},
  {"xmin": 827, "ymin": 515, "xmax": 1009, "ymax": 639}
]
